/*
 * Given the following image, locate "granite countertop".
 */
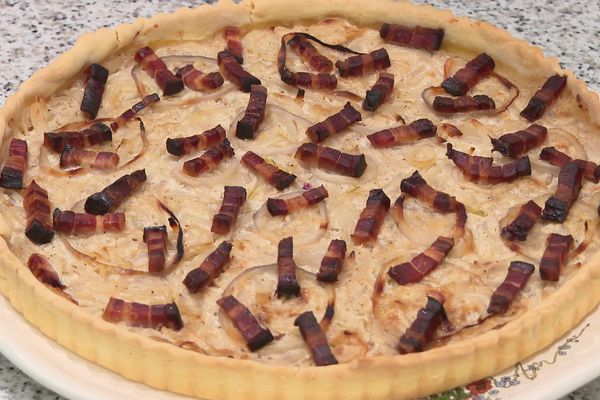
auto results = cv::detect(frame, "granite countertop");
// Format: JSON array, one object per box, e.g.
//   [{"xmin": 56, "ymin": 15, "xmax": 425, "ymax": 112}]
[{"xmin": 0, "ymin": 0, "xmax": 599, "ymax": 399}]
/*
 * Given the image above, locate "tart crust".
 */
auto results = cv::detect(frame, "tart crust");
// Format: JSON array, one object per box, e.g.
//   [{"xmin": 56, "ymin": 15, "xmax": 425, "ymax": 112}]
[{"xmin": 1, "ymin": 0, "xmax": 600, "ymax": 399}]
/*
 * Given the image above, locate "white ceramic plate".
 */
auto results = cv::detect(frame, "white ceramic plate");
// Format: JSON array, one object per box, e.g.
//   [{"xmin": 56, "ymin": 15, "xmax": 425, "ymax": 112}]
[{"xmin": 0, "ymin": 292, "xmax": 598, "ymax": 400}]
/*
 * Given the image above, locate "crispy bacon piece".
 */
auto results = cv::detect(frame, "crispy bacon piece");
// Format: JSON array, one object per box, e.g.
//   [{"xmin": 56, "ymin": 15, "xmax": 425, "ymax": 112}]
[
  {"xmin": 84, "ymin": 169, "xmax": 147, "ymax": 215},
  {"xmin": 217, "ymin": 295, "xmax": 274, "ymax": 351},
  {"xmin": 363, "ymin": 72, "xmax": 395, "ymax": 112},
  {"xmin": 110, "ymin": 93, "xmax": 160, "ymax": 132},
  {"xmin": 59, "ymin": 145, "xmax": 119, "ymax": 170},
  {"xmin": 0, "ymin": 138, "xmax": 27, "ymax": 189},
  {"xmin": 441, "ymin": 53, "xmax": 495, "ymax": 96},
  {"xmin": 224, "ymin": 26, "xmax": 244, "ymax": 64},
  {"xmin": 351, "ymin": 189, "xmax": 390, "ymax": 245},
  {"xmin": 241, "ymin": 151, "xmax": 296, "ymax": 190},
  {"xmin": 236, "ymin": 85, "xmax": 268, "ymax": 140},
  {"xmin": 217, "ymin": 50, "xmax": 261, "ymax": 93},
  {"xmin": 500, "ymin": 200, "xmax": 542, "ymax": 241},
  {"xmin": 175, "ymin": 64, "xmax": 224, "ymax": 91},
  {"xmin": 80, "ymin": 63, "xmax": 109, "ymax": 119},
  {"xmin": 44, "ymin": 122, "xmax": 112, "ymax": 153},
  {"xmin": 275, "ymin": 236, "xmax": 301, "ymax": 298},
  {"xmin": 52, "ymin": 208, "xmax": 125, "ymax": 235},
  {"xmin": 182, "ymin": 138, "xmax": 234, "ymax": 177},
  {"xmin": 287, "ymin": 34, "xmax": 334, "ymax": 73},
  {"xmin": 379, "ymin": 23, "xmax": 444, "ymax": 51},
  {"xmin": 143, "ymin": 226, "xmax": 168, "ymax": 273},
  {"xmin": 446, "ymin": 143, "xmax": 531, "ymax": 184},
  {"xmin": 294, "ymin": 311, "xmax": 338, "ymax": 366},
  {"xmin": 23, "ymin": 180, "xmax": 54, "ymax": 244},
  {"xmin": 367, "ymin": 118, "xmax": 436, "ymax": 148},
  {"xmin": 520, "ymin": 74, "xmax": 567, "ymax": 121},
  {"xmin": 134, "ymin": 46, "xmax": 183, "ymax": 96},
  {"xmin": 211, "ymin": 186, "xmax": 247, "ymax": 235},
  {"xmin": 316, "ymin": 239, "xmax": 347, "ymax": 282},
  {"xmin": 491, "ymin": 124, "xmax": 548, "ymax": 158},
  {"xmin": 103, "ymin": 297, "xmax": 183, "ymax": 331},
  {"xmin": 487, "ymin": 261, "xmax": 534, "ymax": 315},
  {"xmin": 28, "ymin": 253, "xmax": 65, "ymax": 289},
  {"xmin": 277, "ymin": 36, "xmax": 337, "ymax": 90},
  {"xmin": 400, "ymin": 171, "xmax": 463, "ymax": 213},
  {"xmin": 388, "ymin": 236, "xmax": 454, "ymax": 284},
  {"xmin": 539, "ymin": 233, "xmax": 573, "ymax": 281},
  {"xmin": 540, "ymin": 146, "xmax": 600, "ymax": 183},
  {"xmin": 432, "ymin": 95, "xmax": 495, "ymax": 113},
  {"xmin": 305, "ymin": 102, "xmax": 362, "ymax": 143},
  {"xmin": 541, "ymin": 161, "xmax": 583, "ymax": 222},
  {"xmin": 398, "ymin": 294, "xmax": 447, "ymax": 354},
  {"xmin": 335, "ymin": 48, "xmax": 391, "ymax": 78},
  {"xmin": 166, "ymin": 125, "xmax": 226, "ymax": 157},
  {"xmin": 184, "ymin": 241, "xmax": 233, "ymax": 293},
  {"xmin": 266, "ymin": 185, "xmax": 328, "ymax": 217},
  {"xmin": 294, "ymin": 143, "xmax": 367, "ymax": 178}
]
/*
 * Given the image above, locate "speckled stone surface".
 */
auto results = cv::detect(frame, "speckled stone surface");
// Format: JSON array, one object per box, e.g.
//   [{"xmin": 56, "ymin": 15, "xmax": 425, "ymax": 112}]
[{"xmin": 0, "ymin": 0, "xmax": 599, "ymax": 399}]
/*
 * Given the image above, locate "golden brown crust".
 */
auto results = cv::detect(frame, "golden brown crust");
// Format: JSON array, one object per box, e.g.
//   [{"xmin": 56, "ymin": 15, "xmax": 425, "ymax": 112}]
[{"xmin": 1, "ymin": 0, "xmax": 600, "ymax": 399}]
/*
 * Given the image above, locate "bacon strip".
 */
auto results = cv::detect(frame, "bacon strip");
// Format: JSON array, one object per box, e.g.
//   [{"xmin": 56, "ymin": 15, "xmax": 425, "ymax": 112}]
[
  {"xmin": 398, "ymin": 294, "xmax": 447, "ymax": 354},
  {"xmin": 0, "ymin": 138, "xmax": 27, "ymax": 189},
  {"xmin": 367, "ymin": 118, "xmax": 436, "ymax": 148},
  {"xmin": 388, "ymin": 236, "xmax": 454, "ymax": 284},
  {"xmin": 103, "ymin": 297, "xmax": 183, "ymax": 331},
  {"xmin": 166, "ymin": 125, "xmax": 226, "ymax": 157},
  {"xmin": 217, "ymin": 50, "xmax": 261, "ymax": 93},
  {"xmin": 59, "ymin": 145, "xmax": 119, "ymax": 170},
  {"xmin": 110, "ymin": 93, "xmax": 160, "ymax": 132},
  {"xmin": 287, "ymin": 33, "xmax": 334, "ymax": 73},
  {"xmin": 305, "ymin": 102, "xmax": 362, "ymax": 143},
  {"xmin": 400, "ymin": 171, "xmax": 463, "ymax": 214},
  {"xmin": 491, "ymin": 124, "xmax": 548, "ymax": 158},
  {"xmin": 80, "ymin": 63, "xmax": 109, "ymax": 119},
  {"xmin": 211, "ymin": 186, "xmax": 247, "ymax": 235},
  {"xmin": 487, "ymin": 261, "xmax": 534, "ymax": 315},
  {"xmin": 241, "ymin": 151, "xmax": 296, "ymax": 190},
  {"xmin": 53, "ymin": 208, "xmax": 125, "ymax": 235},
  {"xmin": 276, "ymin": 36, "xmax": 335, "ymax": 89},
  {"xmin": 23, "ymin": 180, "xmax": 54, "ymax": 244},
  {"xmin": 84, "ymin": 169, "xmax": 147, "ymax": 215},
  {"xmin": 236, "ymin": 84, "xmax": 268, "ymax": 140},
  {"xmin": 500, "ymin": 200, "xmax": 542, "ymax": 241},
  {"xmin": 520, "ymin": 74, "xmax": 567, "ymax": 121},
  {"xmin": 275, "ymin": 236, "xmax": 301, "ymax": 298},
  {"xmin": 351, "ymin": 189, "xmax": 390, "ymax": 245},
  {"xmin": 446, "ymin": 143, "xmax": 531, "ymax": 184},
  {"xmin": 224, "ymin": 26, "xmax": 244, "ymax": 64},
  {"xmin": 44, "ymin": 122, "xmax": 112, "ymax": 153},
  {"xmin": 441, "ymin": 53, "xmax": 495, "ymax": 96},
  {"xmin": 540, "ymin": 146, "xmax": 600, "ymax": 183},
  {"xmin": 541, "ymin": 160, "xmax": 583, "ymax": 222},
  {"xmin": 28, "ymin": 253, "xmax": 65, "ymax": 289},
  {"xmin": 294, "ymin": 143, "xmax": 367, "ymax": 178},
  {"xmin": 134, "ymin": 46, "xmax": 183, "ymax": 96},
  {"xmin": 217, "ymin": 295, "xmax": 274, "ymax": 351},
  {"xmin": 379, "ymin": 23, "xmax": 444, "ymax": 51},
  {"xmin": 362, "ymin": 72, "xmax": 395, "ymax": 112},
  {"xmin": 316, "ymin": 239, "xmax": 347, "ymax": 282},
  {"xmin": 266, "ymin": 185, "xmax": 328, "ymax": 217},
  {"xmin": 182, "ymin": 138, "xmax": 234, "ymax": 177},
  {"xmin": 184, "ymin": 241, "xmax": 233, "ymax": 293},
  {"xmin": 539, "ymin": 233, "xmax": 573, "ymax": 281},
  {"xmin": 433, "ymin": 95, "xmax": 495, "ymax": 114},
  {"xmin": 175, "ymin": 64, "xmax": 224, "ymax": 91},
  {"xmin": 294, "ymin": 311, "xmax": 338, "ymax": 366},
  {"xmin": 335, "ymin": 48, "xmax": 391, "ymax": 78},
  {"xmin": 143, "ymin": 226, "xmax": 168, "ymax": 273}
]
